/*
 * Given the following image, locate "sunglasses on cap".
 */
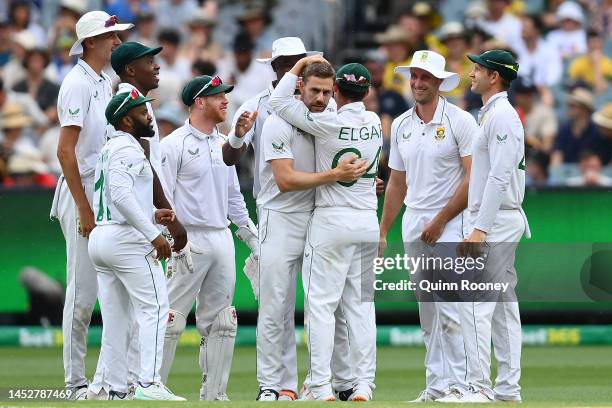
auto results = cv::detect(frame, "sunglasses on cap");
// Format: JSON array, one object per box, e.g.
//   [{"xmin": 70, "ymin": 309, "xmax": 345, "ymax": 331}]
[{"xmin": 193, "ymin": 76, "xmax": 222, "ymax": 100}]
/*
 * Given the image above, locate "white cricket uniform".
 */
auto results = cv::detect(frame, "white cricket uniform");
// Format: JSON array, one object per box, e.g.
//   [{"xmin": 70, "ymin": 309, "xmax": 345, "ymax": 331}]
[
  {"xmin": 90, "ymin": 82, "xmax": 162, "ymax": 395},
  {"xmin": 270, "ymin": 73, "xmax": 382, "ymax": 398},
  {"xmin": 460, "ymin": 91, "xmax": 530, "ymax": 402},
  {"xmin": 87, "ymin": 130, "xmax": 168, "ymax": 392},
  {"xmin": 389, "ymin": 97, "xmax": 477, "ymax": 396},
  {"xmin": 232, "ymin": 89, "xmax": 349, "ymax": 395},
  {"xmin": 51, "ymin": 59, "xmax": 113, "ymax": 388},
  {"xmin": 158, "ymin": 121, "xmax": 249, "ymax": 387}
]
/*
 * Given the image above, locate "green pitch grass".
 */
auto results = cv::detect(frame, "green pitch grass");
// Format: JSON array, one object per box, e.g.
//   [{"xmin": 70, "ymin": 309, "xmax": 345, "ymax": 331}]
[{"xmin": 1, "ymin": 346, "xmax": 612, "ymax": 407}]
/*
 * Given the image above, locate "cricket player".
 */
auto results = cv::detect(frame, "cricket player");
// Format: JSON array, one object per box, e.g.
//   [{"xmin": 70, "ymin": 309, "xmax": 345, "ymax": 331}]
[
  {"xmin": 222, "ymin": 36, "xmax": 354, "ymax": 401},
  {"xmin": 379, "ymin": 50, "xmax": 477, "ymax": 402},
  {"xmin": 50, "ymin": 11, "xmax": 132, "ymax": 400},
  {"xmin": 88, "ymin": 41, "xmax": 189, "ymax": 400},
  {"xmin": 269, "ymin": 56, "xmax": 382, "ymax": 401},
  {"xmin": 158, "ymin": 75, "xmax": 258, "ymax": 401},
  {"xmin": 438, "ymin": 50, "xmax": 530, "ymax": 403},
  {"xmin": 88, "ymin": 90, "xmax": 184, "ymax": 401},
  {"xmin": 255, "ymin": 61, "xmax": 368, "ymax": 401}
]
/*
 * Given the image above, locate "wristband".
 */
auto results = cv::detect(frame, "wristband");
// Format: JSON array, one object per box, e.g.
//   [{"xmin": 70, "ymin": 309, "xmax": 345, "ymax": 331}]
[{"xmin": 228, "ymin": 132, "xmax": 245, "ymax": 149}]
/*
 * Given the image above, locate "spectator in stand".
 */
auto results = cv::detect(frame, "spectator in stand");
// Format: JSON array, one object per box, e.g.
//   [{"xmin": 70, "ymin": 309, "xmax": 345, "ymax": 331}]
[
  {"xmin": 363, "ymin": 51, "xmax": 410, "ymax": 139},
  {"xmin": 593, "ymin": 103, "xmax": 612, "ymax": 139},
  {"xmin": 105, "ymin": 0, "xmax": 145, "ymax": 24},
  {"xmin": 0, "ymin": 101, "xmax": 35, "ymax": 159},
  {"xmin": 516, "ymin": 14, "xmax": 562, "ymax": 106},
  {"xmin": 566, "ymin": 150, "xmax": 612, "ymax": 187},
  {"xmin": 13, "ymin": 47, "xmax": 60, "ymax": 124},
  {"xmin": 155, "ymin": 29, "xmax": 192, "ymax": 106},
  {"xmin": 155, "ymin": 102, "xmax": 185, "ymax": 139},
  {"xmin": 512, "ymin": 77, "xmax": 558, "ymax": 154},
  {"xmin": 541, "ymin": 0, "xmax": 565, "ymax": 30},
  {"xmin": 181, "ymin": 10, "xmax": 221, "ymax": 64},
  {"xmin": 128, "ymin": 9, "xmax": 157, "ymax": 47},
  {"xmin": 397, "ymin": 2, "xmax": 443, "ymax": 53},
  {"xmin": 155, "ymin": 0, "xmax": 199, "ymax": 35},
  {"xmin": 438, "ymin": 22, "xmax": 473, "ymax": 107},
  {"xmin": 551, "ymin": 88, "xmax": 610, "ymax": 165},
  {"xmin": 0, "ymin": 20, "xmax": 12, "ymax": 68},
  {"xmin": 47, "ymin": 0, "xmax": 83, "ymax": 52},
  {"xmin": 7, "ymin": 0, "xmax": 46, "ymax": 47},
  {"xmin": 218, "ymin": 30, "xmax": 274, "ymax": 127},
  {"xmin": 546, "ymin": 1, "xmax": 587, "ymax": 61},
  {"xmin": 236, "ymin": 1, "xmax": 276, "ymax": 57},
  {"xmin": 191, "ymin": 58, "xmax": 216, "ymax": 77},
  {"xmin": 568, "ymin": 29, "xmax": 611, "ymax": 95},
  {"xmin": 7, "ymin": 145, "xmax": 57, "ymax": 188},
  {"xmin": 0, "ymin": 78, "xmax": 48, "ymax": 129},
  {"xmin": 478, "ymin": 0, "xmax": 523, "ymax": 52},
  {"xmin": 51, "ymin": 34, "xmax": 77, "ymax": 83},
  {"xmin": 526, "ymin": 150, "xmax": 550, "ymax": 187},
  {"xmin": 375, "ymin": 25, "xmax": 413, "ymax": 98},
  {"xmin": 3, "ymin": 31, "xmax": 36, "ymax": 90}
]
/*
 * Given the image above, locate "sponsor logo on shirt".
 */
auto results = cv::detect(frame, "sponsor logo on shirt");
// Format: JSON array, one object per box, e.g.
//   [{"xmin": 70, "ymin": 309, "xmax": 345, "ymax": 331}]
[
  {"xmin": 304, "ymin": 109, "xmax": 313, "ymax": 121},
  {"xmin": 434, "ymin": 127, "xmax": 446, "ymax": 141},
  {"xmin": 188, "ymin": 148, "xmax": 199, "ymax": 156},
  {"xmin": 402, "ymin": 132, "xmax": 412, "ymax": 141},
  {"xmin": 496, "ymin": 134, "xmax": 508, "ymax": 144},
  {"xmin": 272, "ymin": 142, "xmax": 285, "ymax": 152},
  {"xmin": 68, "ymin": 108, "xmax": 80, "ymax": 119}
]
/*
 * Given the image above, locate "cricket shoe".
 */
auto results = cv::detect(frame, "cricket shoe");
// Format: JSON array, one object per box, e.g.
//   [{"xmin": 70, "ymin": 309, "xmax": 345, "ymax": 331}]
[
  {"xmin": 349, "ymin": 387, "xmax": 372, "ymax": 402},
  {"xmin": 437, "ymin": 387, "xmax": 465, "ymax": 403},
  {"xmin": 408, "ymin": 389, "xmax": 438, "ymax": 402},
  {"xmin": 299, "ymin": 386, "xmax": 336, "ymax": 401},
  {"xmin": 334, "ymin": 388, "xmax": 354, "ymax": 401},
  {"xmin": 134, "ymin": 382, "xmax": 186, "ymax": 401},
  {"xmin": 86, "ymin": 388, "xmax": 108, "ymax": 400},
  {"xmin": 108, "ymin": 390, "xmax": 131, "ymax": 400},
  {"xmin": 279, "ymin": 389, "xmax": 298, "ymax": 401},
  {"xmin": 461, "ymin": 386, "xmax": 494, "ymax": 403},
  {"xmin": 257, "ymin": 389, "xmax": 279, "ymax": 401},
  {"xmin": 65, "ymin": 385, "xmax": 88, "ymax": 400}
]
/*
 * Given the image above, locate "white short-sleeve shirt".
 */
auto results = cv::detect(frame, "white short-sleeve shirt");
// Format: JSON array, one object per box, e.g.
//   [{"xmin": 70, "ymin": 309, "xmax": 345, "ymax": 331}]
[
  {"xmin": 57, "ymin": 59, "xmax": 113, "ymax": 183},
  {"xmin": 389, "ymin": 97, "xmax": 477, "ymax": 211},
  {"xmin": 257, "ymin": 113, "xmax": 316, "ymax": 212}
]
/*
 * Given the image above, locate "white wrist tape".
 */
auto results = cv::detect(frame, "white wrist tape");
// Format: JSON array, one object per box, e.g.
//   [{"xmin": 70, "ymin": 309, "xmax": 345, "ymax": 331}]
[{"xmin": 228, "ymin": 132, "xmax": 245, "ymax": 149}]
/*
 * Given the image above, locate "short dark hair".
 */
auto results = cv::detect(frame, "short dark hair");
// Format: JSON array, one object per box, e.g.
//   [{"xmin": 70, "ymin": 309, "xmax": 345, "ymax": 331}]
[
  {"xmin": 301, "ymin": 61, "xmax": 335, "ymax": 83},
  {"xmin": 485, "ymin": 67, "xmax": 511, "ymax": 90},
  {"xmin": 158, "ymin": 29, "xmax": 181, "ymax": 46},
  {"xmin": 337, "ymin": 87, "xmax": 367, "ymax": 102},
  {"xmin": 579, "ymin": 150, "xmax": 602, "ymax": 163},
  {"xmin": 523, "ymin": 14, "xmax": 544, "ymax": 33},
  {"xmin": 587, "ymin": 29, "xmax": 601, "ymax": 39},
  {"xmin": 192, "ymin": 59, "xmax": 216, "ymax": 76}
]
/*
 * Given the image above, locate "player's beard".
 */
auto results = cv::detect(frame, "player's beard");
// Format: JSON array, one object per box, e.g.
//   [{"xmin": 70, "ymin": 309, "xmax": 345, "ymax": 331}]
[{"xmin": 133, "ymin": 118, "xmax": 155, "ymax": 139}]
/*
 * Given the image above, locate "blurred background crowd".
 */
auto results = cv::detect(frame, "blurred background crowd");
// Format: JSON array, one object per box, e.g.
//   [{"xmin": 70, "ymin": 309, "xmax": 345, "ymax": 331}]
[{"xmin": 0, "ymin": 0, "xmax": 610, "ymax": 190}]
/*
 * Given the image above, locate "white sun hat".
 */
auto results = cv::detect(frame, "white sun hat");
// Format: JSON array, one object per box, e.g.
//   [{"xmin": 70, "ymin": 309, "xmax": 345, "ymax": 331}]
[
  {"xmin": 394, "ymin": 50, "xmax": 460, "ymax": 92},
  {"xmin": 256, "ymin": 37, "xmax": 322, "ymax": 64},
  {"xmin": 69, "ymin": 11, "xmax": 134, "ymax": 56}
]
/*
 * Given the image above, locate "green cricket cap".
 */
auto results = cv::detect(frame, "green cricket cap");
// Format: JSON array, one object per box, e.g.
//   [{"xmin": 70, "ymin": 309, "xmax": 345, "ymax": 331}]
[
  {"xmin": 181, "ymin": 75, "xmax": 234, "ymax": 106},
  {"xmin": 467, "ymin": 49, "xmax": 519, "ymax": 81},
  {"xmin": 105, "ymin": 89, "xmax": 153, "ymax": 126},
  {"xmin": 336, "ymin": 63, "xmax": 371, "ymax": 93},
  {"xmin": 111, "ymin": 41, "xmax": 162, "ymax": 75}
]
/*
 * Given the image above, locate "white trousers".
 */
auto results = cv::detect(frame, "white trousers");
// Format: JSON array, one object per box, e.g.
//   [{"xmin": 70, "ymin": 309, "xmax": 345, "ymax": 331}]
[
  {"xmin": 55, "ymin": 177, "xmax": 98, "ymax": 388},
  {"xmin": 458, "ymin": 210, "xmax": 524, "ymax": 401},
  {"xmin": 88, "ymin": 225, "xmax": 169, "ymax": 392},
  {"xmin": 402, "ymin": 209, "xmax": 467, "ymax": 396},
  {"xmin": 303, "ymin": 207, "xmax": 378, "ymax": 397},
  {"xmin": 167, "ymin": 227, "xmax": 236, "ymax": 336}
]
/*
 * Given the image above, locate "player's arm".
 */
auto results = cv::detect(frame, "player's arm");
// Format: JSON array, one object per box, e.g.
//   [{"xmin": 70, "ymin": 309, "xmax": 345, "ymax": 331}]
[
  {"xmin": 57, "ymin": 125, "xmax": 95, "ymax": 237},
  {"xmin": 467, "ymin": 112, "xmax": 523, "ymax": 241},
  {"xmin": 227, "ymin": 167, "xmax": 259, "ymax": 255},
  {"xmin": 270, "ymin": 157, "xmax": 367, "ymax": 192},
  {"xmin": 268, "ymin": 59, "xmax": 336, "ymax": 138},
  {"xmin": 421, "ymin": 112, "xmax": 476, "ymax": 244},
  {"xmin": 222, "ymin": 101, "xmax": 258, "ymax": 165}
]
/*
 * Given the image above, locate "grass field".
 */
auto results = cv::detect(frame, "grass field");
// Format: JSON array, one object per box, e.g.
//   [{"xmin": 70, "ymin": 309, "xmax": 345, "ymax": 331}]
[{"xmin": 1, "ymin": 346, "xmax": 612, "ymax": 407}]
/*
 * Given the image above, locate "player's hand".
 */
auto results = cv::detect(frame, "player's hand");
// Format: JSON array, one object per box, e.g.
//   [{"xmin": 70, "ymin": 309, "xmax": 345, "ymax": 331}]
[
  {"xmin": 235, "ymin": 111, "xmax": 258, "ymax": 137},
  {"xmin": 458, "ymin": 229, "xmax": 487, "ymax": 258},
  {"xmin": 77, "ymin": 207, "xmax": 96, "ymax": 238},
  {"xmin": 334, "ymin": 155, "xmax": 368, "ymax": 182},
  {"xmin": 378, "ymin": 235, "xmax": 388, "ymax": 258},
  {"xmin": 152, "ymin": 234, "xmax": 171, "ymax": 260},
  {"xmin": 155, "ymin": 209, "xmax": 175, "ymax": 225},
  {"xmin": 167, "ymin": 218, "xmax": 188, "ymax": 252},
  {"xmin": 375, "ymin": 177, "xmax": 384, "ymax": 196},
  {"xmin": 292, "ymin": 55, "xmax": 327, "ymax": 74},
  {"xmin": 420, "ymin": 219, "xmax": 446, "ymax": 246}
]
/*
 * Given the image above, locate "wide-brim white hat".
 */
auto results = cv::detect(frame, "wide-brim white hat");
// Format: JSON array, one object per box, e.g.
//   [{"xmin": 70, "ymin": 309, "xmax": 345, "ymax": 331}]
[
  {"xmin": 69, "ymin": 11, "xmax": 133, "ymax": 56},
  {"xmin": 394, "ymin": 50, "xmax": 460, "ymax": 92},
  {"xmin": 256, "ymin": 37, "xmax": 322, "ymax": 64}
]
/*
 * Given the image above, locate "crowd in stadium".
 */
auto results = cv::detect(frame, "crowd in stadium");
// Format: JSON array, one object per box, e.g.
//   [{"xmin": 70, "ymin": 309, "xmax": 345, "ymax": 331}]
[{"xmin": 0, "ymin": 0, "xmax": 610, "ymax": 189}]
